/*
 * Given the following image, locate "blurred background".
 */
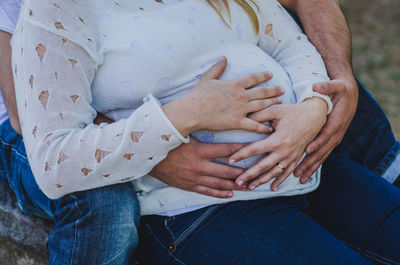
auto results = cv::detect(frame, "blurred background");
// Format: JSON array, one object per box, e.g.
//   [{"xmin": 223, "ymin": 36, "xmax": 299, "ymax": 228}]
[{"xmin": 341, "ymin": 0, "xmax": 400, "ymax": 139}]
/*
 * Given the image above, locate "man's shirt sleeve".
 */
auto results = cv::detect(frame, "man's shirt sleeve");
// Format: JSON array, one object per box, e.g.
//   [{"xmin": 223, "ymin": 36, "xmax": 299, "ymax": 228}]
[{"xmin": 0, "ymin": 0, "xmax": 21, "ymax": 34}]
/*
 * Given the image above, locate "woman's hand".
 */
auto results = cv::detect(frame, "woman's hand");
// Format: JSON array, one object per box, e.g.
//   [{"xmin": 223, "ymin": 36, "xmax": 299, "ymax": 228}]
[
  {"xmin": 229, "ymin": 97, "xmax": 328, "ymax": 191},
  {"xmin": 163, "ymin": 56, "xmax": 285, "ymax": 136}
]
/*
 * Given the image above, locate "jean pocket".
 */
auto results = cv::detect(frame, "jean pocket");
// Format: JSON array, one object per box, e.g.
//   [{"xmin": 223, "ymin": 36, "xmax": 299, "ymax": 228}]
[{"xmin": 167, "ymin": 205, "xmax": 219, "ymax": 254}]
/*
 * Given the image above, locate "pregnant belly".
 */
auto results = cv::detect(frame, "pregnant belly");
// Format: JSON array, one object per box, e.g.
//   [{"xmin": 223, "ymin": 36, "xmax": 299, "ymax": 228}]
[{"xmin": 191, "ymin": 49, "xmax": 295, "ymax": 169}]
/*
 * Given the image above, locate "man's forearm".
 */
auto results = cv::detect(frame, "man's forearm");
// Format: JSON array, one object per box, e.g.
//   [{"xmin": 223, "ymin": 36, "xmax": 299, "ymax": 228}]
[
  {"xmin": 280, "ymin": 0, "xmax": 354, "ymax": 80},
  {"xmin": 0, "ymin": 30, "xmax": 21, "ymax": 134}
]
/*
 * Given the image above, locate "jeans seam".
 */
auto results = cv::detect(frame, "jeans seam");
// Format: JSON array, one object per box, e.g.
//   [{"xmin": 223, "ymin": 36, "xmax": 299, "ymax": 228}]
[
  {"xmin": 344, "ymin": 241, "xmax": 400, "ymax": 264},
  {"xmin": 145, "ymin": 224, "xmax": 187, "ymax": 265},
  {"xmin": 0, "ymin": 136, "xmax": 28, "ymax": 162},
  {"xmin": 171, "ymin": 205, "xmax": 219, "ymax": 250},
  {"xmin": 69, "ymin": 194, "xmax": 82, "ymax": 265},
  {"xmin": 375, "ymin": 141, "xmax": 400, "ymax": 176},
  {"xmin": 165, "ymin": 218, "xmax": 177, "ymax": 242}
]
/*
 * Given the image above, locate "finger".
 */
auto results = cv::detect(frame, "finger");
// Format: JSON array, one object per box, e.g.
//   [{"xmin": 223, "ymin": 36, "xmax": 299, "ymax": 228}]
[
  {"xmin": 229, "ymin": 136, "xmax": 276, "ymax": 164},
  {"xmin": 199, "ymin": 142, "xmax": 249, "ymax": 158},
  {"xmin": 247, "ymin": 165, "xmax": 283, "ymax": 190},
  {"xmin": 235, "ymin": 152, "xmax": 281, "ymax": 186},
  {"xmin": 305, "ymin": 123, "xmax": 340, "ymax": 154},
  {"xmin": 197, "ymin": 176, "xmax": 239, "ymax": 190},
  {"xmin": 247, "ymin": 86, "xmax": 285, "ymax": 101},
  {"xmin": 199, "ymin": 162, "xmax": 244, "ymax": 180},
  {"xmin": 201, "ymin": 56, "xmax": 227, "ymax": 80},
  {"xmin": 234, "ymin": 71, "xmax": 273, "ymax": 89},
  {"xmin": 247, "ymin": 97, "xmax": 282, "ymax": 113},
  {"xmin": 299, "ymin": 150, "xmax": 332, "ymax": 184},
  {"xmin": 295, "ymin": 140, "xmax": 333, "ymax": 177},
  {"xmin": 271, "ymin": 161, "xmax": 298, "ymax": 191},
  {"xmin": 313, "ymin": 80, "xmax": 346, "ymax": 95},
  {"xmin": 248, "ymin": 107, "xmax": 278, "ymax": 122},
  {"xmin": 239, "ymin": 118, "xmax": 272, "ymax": 133},
  {"xmin": 192, "ymin": 186, "xmax": 234, "ymax": 198}
]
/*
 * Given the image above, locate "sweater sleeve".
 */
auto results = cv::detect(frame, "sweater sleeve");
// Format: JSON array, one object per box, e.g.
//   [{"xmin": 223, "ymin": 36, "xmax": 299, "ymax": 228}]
[
  {"xmin": 11, "ymin": 15, "xmax": 188, "ymax": 199},
  {"xmin": 255, "ymin": 0, "xmax": 333, "ymax": 113}
]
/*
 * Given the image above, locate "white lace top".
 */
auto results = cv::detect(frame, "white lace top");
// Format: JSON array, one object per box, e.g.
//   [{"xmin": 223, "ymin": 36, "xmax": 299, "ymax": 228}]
[{"xmin": 12, "ymin": 0, "xmax": 331, "ymax": 214}]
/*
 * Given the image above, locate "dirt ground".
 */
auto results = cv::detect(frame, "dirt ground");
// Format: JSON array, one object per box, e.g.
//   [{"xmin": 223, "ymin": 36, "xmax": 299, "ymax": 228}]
[{"xmin": 341, "ymin": 0, "xmax": 400, "ymax": 139}]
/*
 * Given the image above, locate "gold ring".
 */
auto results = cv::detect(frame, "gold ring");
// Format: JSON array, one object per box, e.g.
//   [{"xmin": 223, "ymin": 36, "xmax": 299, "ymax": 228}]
[
  {"xmin": 327, "ymin": 151, "xmax": 331, "ymax": 156},
  {"xmin": 277, "ymin": 163, "xmax": 285, "ymax": 170}
]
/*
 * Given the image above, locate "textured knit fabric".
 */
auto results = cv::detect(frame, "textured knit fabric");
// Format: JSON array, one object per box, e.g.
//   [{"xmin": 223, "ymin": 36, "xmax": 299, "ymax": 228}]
[{"xmin": 12, "ymin": 0, "xmax": 331, "ymax": 213}]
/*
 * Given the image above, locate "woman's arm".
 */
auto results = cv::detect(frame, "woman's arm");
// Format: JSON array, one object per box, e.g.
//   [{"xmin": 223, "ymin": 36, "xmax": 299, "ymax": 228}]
[
  {"xmin": 13, "ymin": 11, "xmax": 274, "ymax": 199},
  {"xmin": 12, "ymin": 20, "xmax": 192, "ymax": 199},
  {"xmin": 229, "ymin": 0, "xmax": 334, "ymax": 189},
  {"xmin": 255, "ymin": 0, "xmax": 333, "ymax": 111}
]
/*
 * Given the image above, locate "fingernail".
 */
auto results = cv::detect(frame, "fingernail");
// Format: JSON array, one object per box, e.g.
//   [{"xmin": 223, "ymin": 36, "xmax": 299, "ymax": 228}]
[
  {"xmin": 271, "ymin": 186, "xmax": 276, "ymax": 191},
  {"xmin": 238, "ymin": 180, "xmax": 244, "ymax": 187},
  {"xmin": 280, "ymin": 87, "xmax": 285, "ymax": 93},
  {"xmin": 242, "ymin": 184, "xmax": 247, "ymax": 190},
  {"xmin": 228, "ymin": 158, "xmax": 236, "ymax": 164},
  {"xmin": 276, "ymin": 97, "xmax": 282, "ymax": 103},
  {"xmin": 296, "ymin": 170, "xmax": 303, "ymax": 177},
  {"xmin": 218, "ymin": 56, "xmax": 225, "ymax": 63},
  {"xmin": 269, "ymin": 127, "xmax": 274, "ymax": 133},
  {"xmin": 227, "ymin": 191, "xmax": 233, "ymax": 197},
  {"xmin": 309, "ymin": 147, "xmax": 314, "ymax": 153}
]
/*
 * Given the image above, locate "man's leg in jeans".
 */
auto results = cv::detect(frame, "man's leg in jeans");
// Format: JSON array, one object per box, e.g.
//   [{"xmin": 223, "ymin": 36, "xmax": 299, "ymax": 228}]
[
  {"xmin": 0, "ymin": 119, "xmax": 140, "ymax": 264},
  {"xmin": 334, "ymin": 80, "xmax": 400, "ymax": 183}
]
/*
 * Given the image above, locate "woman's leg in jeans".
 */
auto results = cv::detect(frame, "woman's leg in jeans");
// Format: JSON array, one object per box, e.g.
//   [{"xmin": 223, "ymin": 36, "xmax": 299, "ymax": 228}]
[
  {"xmin": 138, "ymin": 197, "xmax": 371, "ymax": 265},
  {"xmin": 306, "ymin": 154, "xmax": 400, "ymax": 264},
  {"xmin": 0, "ymin": 119, "xmax": 140, "ymax": 264}
]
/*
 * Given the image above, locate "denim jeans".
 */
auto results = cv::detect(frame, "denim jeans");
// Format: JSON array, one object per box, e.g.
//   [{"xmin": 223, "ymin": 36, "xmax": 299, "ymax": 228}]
[
  {"xmin": 335, "ymin": 79, "xmax": 400, "ymax": 180},
  {"xmin": 0, "ymin": 119, "xmax": 140, "ymax": 265},
  {"xmin": 138, "ymin": 154, "xmax": 400, "ymax": 265}
]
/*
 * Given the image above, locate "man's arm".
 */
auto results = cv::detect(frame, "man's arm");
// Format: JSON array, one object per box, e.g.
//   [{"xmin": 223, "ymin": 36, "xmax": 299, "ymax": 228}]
[
  {"xmin": 0, "ymin": 30, "xmax": 21, "ymax": 134},
  {"xmin": 279, "ymin": 0, "xmax": 359, "ymax": 182}
]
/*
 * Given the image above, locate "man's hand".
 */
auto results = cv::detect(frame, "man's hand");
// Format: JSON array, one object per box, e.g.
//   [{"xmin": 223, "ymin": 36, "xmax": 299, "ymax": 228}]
[
  {"xmin": 294, "ymin": 78, "xmax": 358, "ymax": 183},
  {"xmin": 150, "ymin": 138, "xmax": 246, "ymax": 198}
]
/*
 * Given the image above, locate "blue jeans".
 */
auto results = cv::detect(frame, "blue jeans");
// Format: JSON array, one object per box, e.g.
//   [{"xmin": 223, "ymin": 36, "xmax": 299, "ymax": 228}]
[
  {"xmin": 335, "ymin": 80, "xmax": 400, "ymax": 179},
  {"xmin": 138, "ymin": 154, "xmax": 400, "ymax": 264},
  {"xmin": 0, "ymin": 119, "xmax": 140, "ymax": 265}
]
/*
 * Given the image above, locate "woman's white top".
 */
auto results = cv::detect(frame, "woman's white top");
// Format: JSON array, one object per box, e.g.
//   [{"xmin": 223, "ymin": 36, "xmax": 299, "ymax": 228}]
[{"xmin": 12, "ymin": 0, "xmax": 332, "ymax": 215}]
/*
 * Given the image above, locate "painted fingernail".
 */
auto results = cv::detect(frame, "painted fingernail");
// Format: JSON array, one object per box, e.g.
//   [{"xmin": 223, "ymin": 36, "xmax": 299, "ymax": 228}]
[
  {"xmin": 238, "ymin": 180, "xmax": 244, "ymax": 187},
  {"xmin": 269, "ymin": 127, "xmax": 274, "ymax": 132},
  {"xmin": 228, "ymin": 159, "xmax": 236, "ymax": 164},
  {"xmin": 250, "ymin": 185, "xmax": 255, "ymax": 190}
]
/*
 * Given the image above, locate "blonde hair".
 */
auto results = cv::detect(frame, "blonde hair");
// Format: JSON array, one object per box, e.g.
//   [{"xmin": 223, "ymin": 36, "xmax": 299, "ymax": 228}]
[{"xmin": 206, "ymin": 0, "xmax": 260, "ymax": 34}]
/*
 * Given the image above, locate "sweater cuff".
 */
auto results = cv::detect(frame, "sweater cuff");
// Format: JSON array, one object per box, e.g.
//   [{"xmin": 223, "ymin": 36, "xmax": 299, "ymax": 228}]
[
  {"xmin": 299, "ymin": 92, "xmax": 333, "ymax": 115},
  {"xmin": 143, "ymin": 94, "xmax": 190, "ymax": 144}
]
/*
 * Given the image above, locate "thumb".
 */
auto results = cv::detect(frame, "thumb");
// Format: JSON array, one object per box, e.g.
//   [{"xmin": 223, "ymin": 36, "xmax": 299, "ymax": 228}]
[
  {"xmin": 201, "ymin": 56, "xmax": 227, "ymax": 81},
  {"xmin": 313, "ymin": 80, "xmax": 346, "ymax": 95}
]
